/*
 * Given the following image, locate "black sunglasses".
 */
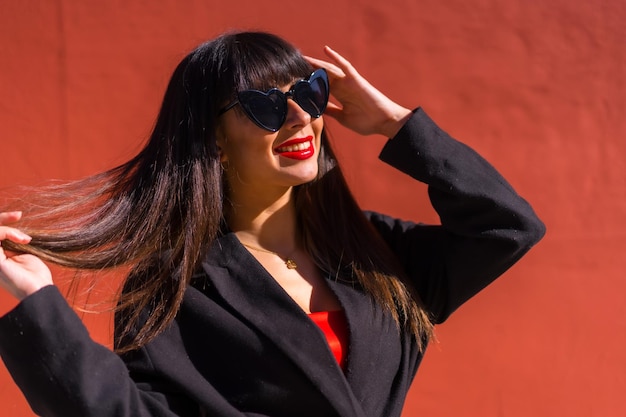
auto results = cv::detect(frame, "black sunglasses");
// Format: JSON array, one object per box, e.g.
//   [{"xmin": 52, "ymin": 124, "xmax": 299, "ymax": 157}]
[{"xmin": 218, "ymin": 69, "xmax": 329, "ymax": 132}]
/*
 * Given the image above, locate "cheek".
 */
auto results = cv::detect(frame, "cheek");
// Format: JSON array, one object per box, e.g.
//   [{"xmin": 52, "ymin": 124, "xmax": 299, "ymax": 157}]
[
  {"xmin": 220, "ymin": 122, "xmax": 277, "ymax": 163},
  {"xmin": 225, "ymin": 141, "xmax": 274, "ymax": 174}
]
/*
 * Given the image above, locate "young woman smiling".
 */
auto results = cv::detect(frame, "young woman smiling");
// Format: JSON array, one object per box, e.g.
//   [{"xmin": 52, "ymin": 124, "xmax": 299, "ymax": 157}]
[{"xmin": 0, "ymin": 31, "xmax": 545, "ymax": 417}]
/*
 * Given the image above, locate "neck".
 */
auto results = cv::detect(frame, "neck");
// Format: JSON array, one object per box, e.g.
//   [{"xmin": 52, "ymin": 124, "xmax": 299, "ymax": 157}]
[{"xmin": 226, "ymin": 186, "xmax": 299, "ymax": 252}]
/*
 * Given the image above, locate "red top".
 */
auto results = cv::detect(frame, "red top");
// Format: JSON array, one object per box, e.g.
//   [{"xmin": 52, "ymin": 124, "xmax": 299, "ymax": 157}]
[{"xmin": 308, "ymin": 310, "xmax": 349, "ymax": 370}]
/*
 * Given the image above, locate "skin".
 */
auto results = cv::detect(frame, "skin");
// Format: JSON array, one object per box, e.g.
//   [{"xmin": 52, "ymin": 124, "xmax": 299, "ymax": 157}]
[
  {"xmin": 0, "ymin": 211, "xmax": 52, "ymax": 301},
  {"xmin": 0, "ymin": 46, "xmax": 412, "ymax": 314}
]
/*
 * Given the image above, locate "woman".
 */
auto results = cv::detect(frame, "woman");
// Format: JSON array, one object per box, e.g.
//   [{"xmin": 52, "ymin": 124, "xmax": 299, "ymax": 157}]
[{"xmin": 0, "ymin": 31, "xmax": 545, "ymax": 417}]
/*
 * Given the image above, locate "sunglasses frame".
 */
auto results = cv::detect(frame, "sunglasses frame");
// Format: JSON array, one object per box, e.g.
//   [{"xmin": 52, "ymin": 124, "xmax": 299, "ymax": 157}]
[{"xmin": 219, "ymin": 68, "xmax": 329, "ymax": 132}]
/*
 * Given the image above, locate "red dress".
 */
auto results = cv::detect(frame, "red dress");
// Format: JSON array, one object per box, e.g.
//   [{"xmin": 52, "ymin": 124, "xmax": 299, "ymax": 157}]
[{"xmin": 308, "ymin": 310, "xmax": 349, "ymax": 371}]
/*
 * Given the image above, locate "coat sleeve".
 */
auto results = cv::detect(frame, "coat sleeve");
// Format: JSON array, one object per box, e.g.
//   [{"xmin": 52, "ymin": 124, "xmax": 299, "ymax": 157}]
[
  {"xmin": 0, "ymin": 286, "xmax": 184, "ymax": 417},
  {"xmin": 0, "ymin": 285, "xmax": 254, "ymax": 417},
  {"xmin": 367, "ymin": 108, "xmax": 546, "ymax": 323}
]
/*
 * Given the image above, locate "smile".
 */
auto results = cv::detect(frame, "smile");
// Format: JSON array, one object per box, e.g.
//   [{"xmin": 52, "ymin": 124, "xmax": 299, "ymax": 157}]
[{"xmin": 274, "ymin": 136, "xmax": 315, "ymax": 160}]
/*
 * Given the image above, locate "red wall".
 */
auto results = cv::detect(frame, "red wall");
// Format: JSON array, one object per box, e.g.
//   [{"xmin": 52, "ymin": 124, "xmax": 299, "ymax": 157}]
[{"xmin": 1, "ymin": 1, "xmax": 624, "ymax": 416}]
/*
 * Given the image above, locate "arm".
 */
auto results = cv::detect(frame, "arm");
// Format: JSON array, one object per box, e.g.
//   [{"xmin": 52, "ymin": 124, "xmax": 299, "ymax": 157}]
[
  {"xmin": 0, "ymin": 212, "xmax": 173, "ymax": 416},
  {"xmin": 0, "ymin": 286, "xmax": 191, "ymax": 417},
  {"xmin": 368, "ymin": 109, "xmax": 545, "ymax": 323},
  {"xmin": 306, "ymin": 48, "xmax": 545, "ymax": 323},
  {"xmin": 0, "ymin": 216, "xmax": 256, "ymax": 417},
  {"xmin": 0, "ymin": 284, "xmax": 272, "ymax": 417}
]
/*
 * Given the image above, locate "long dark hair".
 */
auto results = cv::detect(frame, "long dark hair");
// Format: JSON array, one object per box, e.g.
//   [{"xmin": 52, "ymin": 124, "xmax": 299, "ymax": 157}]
[{"xmin": 4, "ymin": 31, "xmax": 433, "ymax": 352}]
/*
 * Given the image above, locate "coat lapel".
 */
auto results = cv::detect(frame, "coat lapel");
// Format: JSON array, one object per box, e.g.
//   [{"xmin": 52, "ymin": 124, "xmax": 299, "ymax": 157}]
[
  {"xmin": 328, "ymin": 279, "xmax": 406, "ymax": 411},
  {"xmin": 198, "ymin": 232, "xmax": 367, "ymax": 417}
]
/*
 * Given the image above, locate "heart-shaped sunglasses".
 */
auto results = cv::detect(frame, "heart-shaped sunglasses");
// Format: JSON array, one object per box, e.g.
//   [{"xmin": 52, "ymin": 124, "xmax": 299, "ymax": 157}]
[{"xmin": 218, "ymin": 69, "xmax": 329, "ymax": 132}]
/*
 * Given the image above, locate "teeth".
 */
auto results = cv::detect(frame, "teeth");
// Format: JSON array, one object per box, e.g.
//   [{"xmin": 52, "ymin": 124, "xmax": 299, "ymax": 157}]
[{"xmin": 277, "ymin": 141, "xmax": 311, "ymax": 153}]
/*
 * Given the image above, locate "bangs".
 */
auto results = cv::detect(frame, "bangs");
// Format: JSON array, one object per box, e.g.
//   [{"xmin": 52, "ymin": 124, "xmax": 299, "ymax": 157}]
[
  {"xmin": 224, "ymin": 32, "xmax": 313, "ymax": 94},
  {"xmin": 181, "ymin": 31, "xmax": 315, "ymax": 121}
]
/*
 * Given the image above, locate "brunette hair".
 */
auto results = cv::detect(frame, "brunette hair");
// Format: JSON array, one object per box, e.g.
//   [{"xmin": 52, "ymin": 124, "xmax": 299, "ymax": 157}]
[{"xmin": 4, "ymin": 31, "xmax": 433, "ymax": 352}]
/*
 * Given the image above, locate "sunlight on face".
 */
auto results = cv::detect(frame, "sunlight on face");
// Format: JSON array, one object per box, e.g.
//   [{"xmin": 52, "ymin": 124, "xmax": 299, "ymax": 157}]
[{"xmin": 217, "ymin": 96, "xmax": 324, "ymax": 200}]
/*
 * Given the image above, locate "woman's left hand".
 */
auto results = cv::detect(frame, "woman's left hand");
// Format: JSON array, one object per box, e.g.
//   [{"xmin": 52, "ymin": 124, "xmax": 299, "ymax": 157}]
[
  {"xmin": 305, "ymin": 46, "xmax": 413, "ymax": 138},
  {"xmin": 0, "ymin": 212, "xmax": 53, "ymax": 301}
]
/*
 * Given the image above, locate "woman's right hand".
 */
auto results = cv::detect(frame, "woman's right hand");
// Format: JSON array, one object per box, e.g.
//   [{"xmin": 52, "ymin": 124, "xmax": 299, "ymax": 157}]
[
  {"xmin": 0, "ymin": 212, "xmax": 52, "ymax": 300},
  {"xmin": 305, "ymin": 46, "xmax": 413, "ymax": 138}
]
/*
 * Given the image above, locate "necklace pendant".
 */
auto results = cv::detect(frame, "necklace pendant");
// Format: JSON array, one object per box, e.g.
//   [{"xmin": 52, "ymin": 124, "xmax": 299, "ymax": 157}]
[{"xmin": 285, "ymin": 258, "xmax": 298, "ymax": 269}]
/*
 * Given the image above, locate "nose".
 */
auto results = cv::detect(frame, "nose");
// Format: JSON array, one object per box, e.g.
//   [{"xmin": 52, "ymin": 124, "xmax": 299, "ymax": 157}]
[{"xmin": 283, "ymin": 97, "xmax": 312, "ymax": 129}]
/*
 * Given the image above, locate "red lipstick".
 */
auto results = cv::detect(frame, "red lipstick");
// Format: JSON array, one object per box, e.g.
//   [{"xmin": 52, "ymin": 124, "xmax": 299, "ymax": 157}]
[{"xmin": 274, "ymin": 136, "xmax": 315, "ymax": 160}]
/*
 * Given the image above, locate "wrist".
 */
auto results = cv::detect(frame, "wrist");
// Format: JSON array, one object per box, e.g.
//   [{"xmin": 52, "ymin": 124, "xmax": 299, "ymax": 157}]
[
  {"xmin": 380, "ymin": 106, "xmax": 413, "ymax": 138},
  {"xmin": 9, "ymin": 281, "xmax": 53, "ymax": 301},
  {"xmin": 21, "ymin": 283, "xmax": 53, "ymax": 300}
]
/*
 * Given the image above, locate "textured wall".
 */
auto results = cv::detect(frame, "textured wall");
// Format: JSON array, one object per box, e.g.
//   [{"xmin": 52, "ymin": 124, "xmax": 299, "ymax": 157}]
[{"xmin": 1, "ymin": 1, "xmax": 624, "ymax": 416}]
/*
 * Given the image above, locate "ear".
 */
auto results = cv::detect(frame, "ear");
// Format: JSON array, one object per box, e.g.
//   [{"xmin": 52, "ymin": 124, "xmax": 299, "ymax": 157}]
[
  {"xmin": 216, "ymin": 143, "xmax": 225, "ymax": 161},
  {"xmin": 215, "ymin": 127, "xmax": 228, "ymax": 163}
]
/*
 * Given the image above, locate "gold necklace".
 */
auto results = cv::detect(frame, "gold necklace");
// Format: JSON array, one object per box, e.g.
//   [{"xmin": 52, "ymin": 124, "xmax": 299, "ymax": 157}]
[{"xmin": 241, "ymin": 242, "xmax": 298, "ymax": 269}]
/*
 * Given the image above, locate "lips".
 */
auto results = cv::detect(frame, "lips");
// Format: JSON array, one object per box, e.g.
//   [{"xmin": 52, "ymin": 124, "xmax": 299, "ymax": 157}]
[{"xmin": 274, "ymin": 136, "xmax": 315, "ymax": 160}]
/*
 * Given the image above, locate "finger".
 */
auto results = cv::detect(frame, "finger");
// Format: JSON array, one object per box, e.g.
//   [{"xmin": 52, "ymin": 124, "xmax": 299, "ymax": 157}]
[
  {"xmin": 303, "ymin": 55, "xmax": 344, "ymax": 78},
  {"xmin": 322, "ymin": 46, "xmax": 359, "ymax": 76},
  {"xmin": 322, "ymin": 102, "xmax": 344, "ymax": 120},
  {"xmin": 0, "ymin": 211, "xmax": 23, "ymax": 225},
  {"xmin": 0, "ymin": 227, "xmax": 32, "ymax": 244},
  {"xmin": 302, "ymin": 55, "xmax": 328, "ymax": 68}
]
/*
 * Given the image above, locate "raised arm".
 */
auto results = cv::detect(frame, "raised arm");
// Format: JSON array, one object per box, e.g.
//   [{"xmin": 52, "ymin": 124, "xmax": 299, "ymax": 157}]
[
  {"xmin": 306, "ymin": 47, "xmax": 545, "ymax": 323},
  {"xmin": 368, "ymin": 109, "xmax": 545, "ymax": 323}
]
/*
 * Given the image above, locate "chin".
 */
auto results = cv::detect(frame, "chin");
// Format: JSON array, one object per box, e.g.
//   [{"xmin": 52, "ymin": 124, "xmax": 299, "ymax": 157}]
[{"xmin": 291, "ymin": 165, "xmax": 319, "ymax": 186}]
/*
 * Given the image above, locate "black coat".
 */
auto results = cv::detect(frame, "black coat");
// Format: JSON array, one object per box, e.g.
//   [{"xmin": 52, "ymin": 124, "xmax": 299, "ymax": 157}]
[{"xmin": 0, "ymin": 109, "xmax": 545, "ymax": 417}]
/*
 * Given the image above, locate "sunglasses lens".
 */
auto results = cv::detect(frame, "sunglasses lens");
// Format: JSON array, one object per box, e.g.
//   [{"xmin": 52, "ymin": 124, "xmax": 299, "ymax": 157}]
[
  {"xmin": 238, "ymin": 90, "xmax": 287, "ymax": 132},
  {"xmin": 294, "ymin": 70, "xmax": 329, "ymax": 118},
  {"xmin": 234, "ymin": 69, "xmax": 329, "ymax": 132}
]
